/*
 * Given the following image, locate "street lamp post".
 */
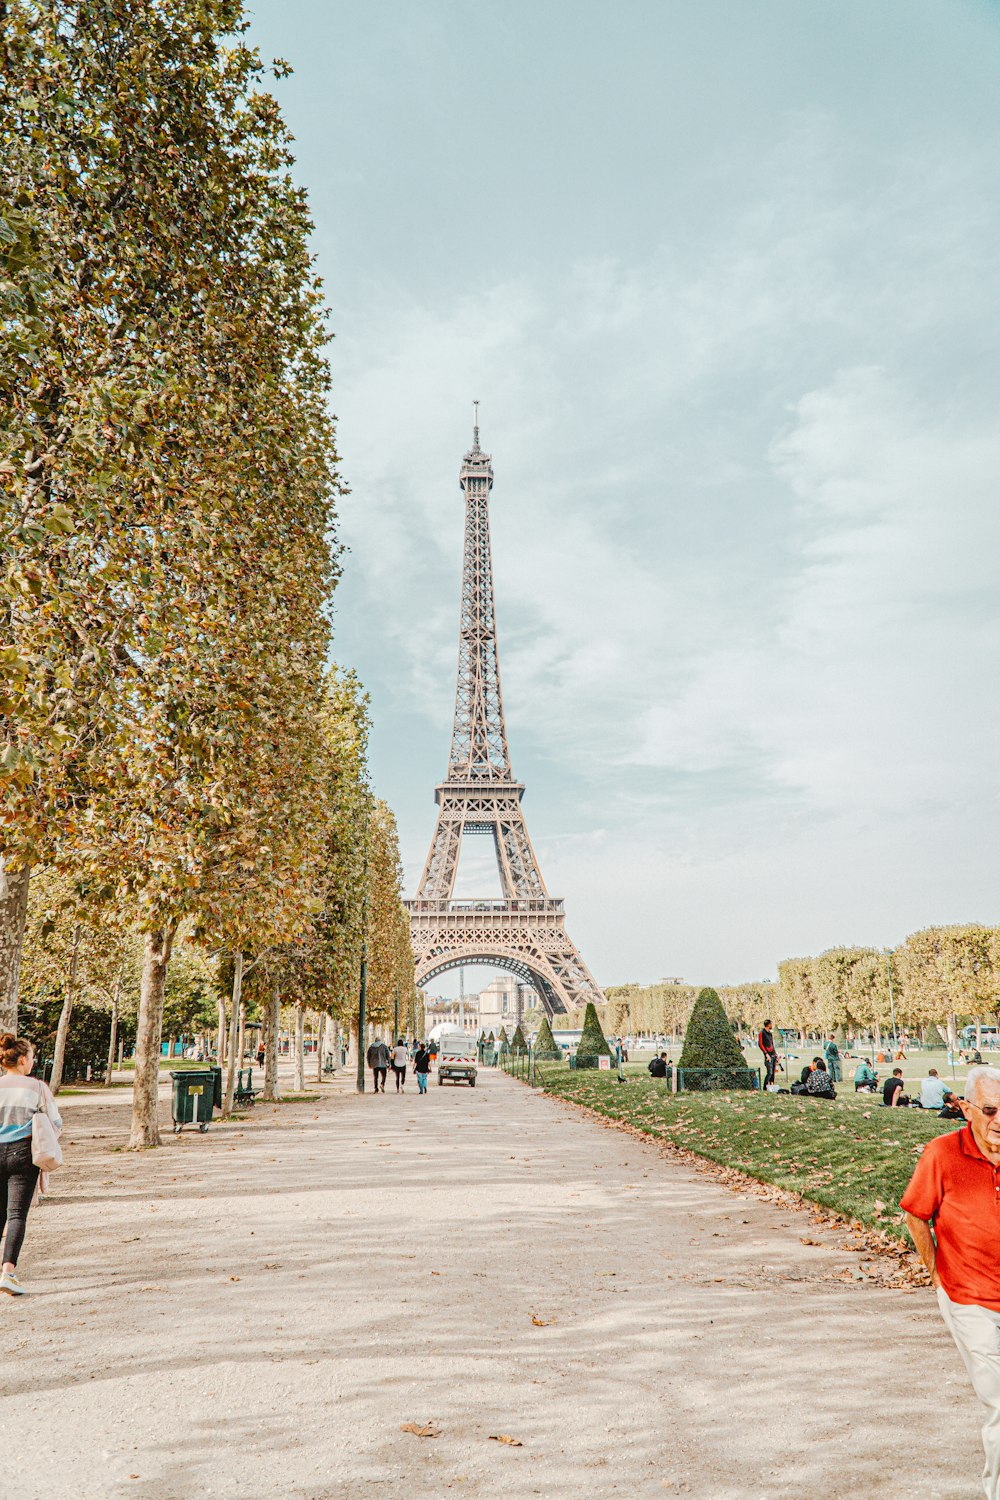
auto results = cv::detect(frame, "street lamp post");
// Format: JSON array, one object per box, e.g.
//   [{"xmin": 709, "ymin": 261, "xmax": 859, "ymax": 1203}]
[
  {"xmin": 355, "ymin": 805, "xmax": 370, "ymax": 1094},
  {"xmin": 884, "ymin": 948, "xmax": 898, "ymax": 1050}
]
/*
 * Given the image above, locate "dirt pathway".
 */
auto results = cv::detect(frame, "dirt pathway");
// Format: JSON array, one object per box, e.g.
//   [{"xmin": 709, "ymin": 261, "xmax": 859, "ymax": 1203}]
[{"xmin": 0, "ymin": 1067, "xmax": 978, "ymax": 1499}]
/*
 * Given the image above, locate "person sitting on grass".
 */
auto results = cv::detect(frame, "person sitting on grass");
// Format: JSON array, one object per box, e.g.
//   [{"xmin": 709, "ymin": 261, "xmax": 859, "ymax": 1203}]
[
  {"xmin": 647, "ymin": 1053, "xmax": 668, "ymax": 1080},
  {"xmin": 804, "ymin": 1058, "xmax": 836, "ymax": 1099},
  {"xmin": 938, "ymin": 1090, "xmax": 965, "ymax": 1121},
  {"xmin": 854, "ymin": 1058, "xmax": 878, "ymax": 1093},
  {"xmin": 882, "ymin": 1068, "xmax": 908, "ymax": 1108},
  {"xmin": 919, "ymin": 1068, "xmax": 948, "ymax": 1111},
  {"xmin": 800, "ymin": 1057, "xmax": 822, "ymax": 1086}
]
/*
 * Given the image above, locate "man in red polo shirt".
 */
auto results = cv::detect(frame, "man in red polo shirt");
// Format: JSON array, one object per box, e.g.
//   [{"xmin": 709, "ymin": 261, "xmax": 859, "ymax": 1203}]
[{"xmin": 902, "ymin": 1065, "xmax": 1000, "ymax": 1500}]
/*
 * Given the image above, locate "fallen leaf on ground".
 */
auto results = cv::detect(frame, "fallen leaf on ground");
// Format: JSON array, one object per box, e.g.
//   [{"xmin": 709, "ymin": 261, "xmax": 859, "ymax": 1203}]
[
  {"xmin": 531, "ymin": 1315, "xmax": 554, "ymax": 1326},
  {"xmin": 489, "ymin": 1434, "xmax": 523, "ymax": 1446},
  {"xmin": 799, "ymin": 1237, "xmax": 821, "ymax": 1246},
  {"xmin": 400, "ymin": 1422, "xmax": 440, "ymax": 1438}
]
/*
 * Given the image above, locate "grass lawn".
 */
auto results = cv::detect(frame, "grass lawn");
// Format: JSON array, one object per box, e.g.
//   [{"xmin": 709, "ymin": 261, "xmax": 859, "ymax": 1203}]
[{"xmin": 537, "ymin": 1066, "xmax": 959, "ymax": 1242}]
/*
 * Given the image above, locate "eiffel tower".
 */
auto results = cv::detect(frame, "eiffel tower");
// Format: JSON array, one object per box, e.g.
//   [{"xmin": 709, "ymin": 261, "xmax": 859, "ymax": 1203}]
[{"xmin": 406, "ymin": 409, "xmax": 605, "ymax": 1017}]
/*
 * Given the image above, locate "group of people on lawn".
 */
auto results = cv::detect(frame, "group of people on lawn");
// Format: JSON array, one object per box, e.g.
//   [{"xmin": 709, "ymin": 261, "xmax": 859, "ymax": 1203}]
[{"xmin": 854, "ymin": 1061, "xmax": 963, "ymax": 1116}]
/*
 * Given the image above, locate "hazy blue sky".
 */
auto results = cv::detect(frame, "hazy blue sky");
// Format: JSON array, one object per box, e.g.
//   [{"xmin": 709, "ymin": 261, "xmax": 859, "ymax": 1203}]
[{"xmin": 246, "ymin": 0, "xmax": 1000, "ymax": 991}]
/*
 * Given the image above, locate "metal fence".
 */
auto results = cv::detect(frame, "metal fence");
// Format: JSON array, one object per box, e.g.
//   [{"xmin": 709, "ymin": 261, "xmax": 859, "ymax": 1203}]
[
  {"xmin": 495, "ymin": 1051, "xmax": 761, "ymax": 1093},
  {"xmin": 499, "ymin": 1048, "xmax": 540, "ymax": 1085},
  {"xmin": 674, "ymin": 1066, "xmax": 760, "ymax": 1091}
]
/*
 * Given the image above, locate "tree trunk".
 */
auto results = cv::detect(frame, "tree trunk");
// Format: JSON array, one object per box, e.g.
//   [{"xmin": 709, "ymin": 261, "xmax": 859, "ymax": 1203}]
[
  {"xmin": 237, "ymin": 1001, "xmax": 246, "ymax": 1065},
  {"xmin": 946, "ymin": 1013, "xmax": 958, "ymax": 1055},
  {"xmin": 128, "ymin": 926, "xmax": 176, "ymax": 1149},
  {"xmin": 293, "ymin": 1002, "xmax": 305, "ymax": 1091},
  {"xmin": 262, "ymin": 978, "xmax": 280, "ymax": 1102},
  {"xmin": 50, "ymin": 924, "xmax": 82, "ymax": 1094},
  {"xmin": 315, "ymin": 1011, "xmax": 326, "ymax": 1083},
  {"xmin": 104, "ymin": 975, "xmax": 120, "ymax": 1087},
  {"xmin": 216, "ymin": 997, "xmax": 227, "ymax": 1065},
  {"xmin": 222, "ymin": 951, "xmax": 243, "ymax": 1117},
  {"xmin": 0, "ymin": 862, "xmax": 30, "ymax": 1034}
]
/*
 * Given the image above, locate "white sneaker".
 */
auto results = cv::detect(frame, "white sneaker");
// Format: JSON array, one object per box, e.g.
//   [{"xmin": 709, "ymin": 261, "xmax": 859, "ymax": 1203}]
[{"xmin": 0, "ymin": 1271, "xmax": 26, "ymax": 1296}]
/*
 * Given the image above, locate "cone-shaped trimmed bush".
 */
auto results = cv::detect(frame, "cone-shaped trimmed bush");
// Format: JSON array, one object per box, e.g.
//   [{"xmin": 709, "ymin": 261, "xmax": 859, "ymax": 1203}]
[
  {"xmin": 576, "ymin": 1001, "xmax": 612, "ymax": 1060},
  {"xmin": 498, "ymin": 1029, "xmax": 509, "ymax": 1055},
  {"xmin": 925, "ymin": 1022, "xmax": 946, "ymax": 1047},
  {"xmin": 533, "ymin": 1015, "xmax": 561, "ymax": 1059},
  {"xmin": 510, "ymin": 1023, "xmax": 528, "ymax": 1054},
  {"xmin": 679, "ymin": 988, "xmax": 746, "ymax": 1070}
]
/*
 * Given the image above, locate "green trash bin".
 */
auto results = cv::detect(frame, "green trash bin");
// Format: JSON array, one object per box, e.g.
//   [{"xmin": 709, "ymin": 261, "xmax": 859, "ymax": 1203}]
[
  {"xmin": 170, "ymin": 1070, "xmax": 215, "ymax": 1135},
  {"xmin": 210, "ymin": 1065, "xmax": 223, "ymax": 1110}
]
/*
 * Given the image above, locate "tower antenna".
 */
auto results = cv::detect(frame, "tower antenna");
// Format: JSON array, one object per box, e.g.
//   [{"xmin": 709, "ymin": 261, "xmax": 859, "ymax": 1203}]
[{"xmin": 472, "ymin": 399, "xmax": 479, "ymax": 450}]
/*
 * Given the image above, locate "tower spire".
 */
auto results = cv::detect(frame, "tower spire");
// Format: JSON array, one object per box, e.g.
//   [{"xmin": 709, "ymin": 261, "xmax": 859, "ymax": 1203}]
[{"xmin": 472, "ymin": 399, "xmax": 480, "ymax": 453}]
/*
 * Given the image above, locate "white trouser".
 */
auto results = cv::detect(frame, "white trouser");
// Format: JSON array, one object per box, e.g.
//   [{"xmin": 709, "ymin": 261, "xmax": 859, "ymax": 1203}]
[{"xmin": 938, "ymin": 1286, "xmax": 1000, "ymax": 1500}]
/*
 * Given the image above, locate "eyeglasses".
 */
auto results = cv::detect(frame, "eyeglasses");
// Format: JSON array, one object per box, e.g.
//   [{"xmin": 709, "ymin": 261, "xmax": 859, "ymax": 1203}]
[{"xmin": 971, "ymin": 1102, "xmax": 1000, "ymax": 1119}]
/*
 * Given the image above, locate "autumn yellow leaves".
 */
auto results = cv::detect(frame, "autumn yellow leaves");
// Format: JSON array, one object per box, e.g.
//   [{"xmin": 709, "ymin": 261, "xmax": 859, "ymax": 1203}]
[{"xmin": 1, "ymin": 2, "xmax": 414, "ymax": 1148}]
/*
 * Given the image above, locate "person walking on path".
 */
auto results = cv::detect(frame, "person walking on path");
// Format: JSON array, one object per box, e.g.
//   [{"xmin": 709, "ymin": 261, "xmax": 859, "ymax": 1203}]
[
  {"xmin": 366, "ymin": 1038, "xmax": 389, "ymax": 1094},
  {"xmin": 758, "ymin": 1019, "xmax": 778, "ymax": 1087},
  {"xmin": 414, "ymin": 1043, "xmax": 431, "ymax": 1095},
  {"xmin": 391, "ymin": 1038, "xmax": 408, "ymax": 1093},
  {"xmin": 902, "ymin": 1065, "xmax": 1000, "ymax": 1500},
  {"xmin": 823, "ymin": 1034, "xmax": 842, "ymax": 1083},
  {"xmin": 0, "ymin": 1035, "xmax": 62, "ymax": 1296}
]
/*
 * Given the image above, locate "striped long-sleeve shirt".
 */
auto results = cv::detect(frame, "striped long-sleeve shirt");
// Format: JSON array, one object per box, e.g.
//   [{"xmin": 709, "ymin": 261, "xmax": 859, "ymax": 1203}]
[{"xmin": 0, "ymin": 1075, "xmax": 62, "ymax": 1143}]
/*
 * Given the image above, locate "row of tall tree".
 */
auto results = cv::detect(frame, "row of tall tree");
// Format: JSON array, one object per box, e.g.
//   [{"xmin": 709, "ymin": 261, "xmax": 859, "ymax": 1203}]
[
  {"xmin": 1, "ymin": 1, "xmax": 416, "ymax": 1143},
  {"xmin": 595, "ymin": 925, "xmax": 1000, "ymax": 1044},
  {"xmin": 773, "ymin": 926, "xmax": 1000, "ymax": 1044}
]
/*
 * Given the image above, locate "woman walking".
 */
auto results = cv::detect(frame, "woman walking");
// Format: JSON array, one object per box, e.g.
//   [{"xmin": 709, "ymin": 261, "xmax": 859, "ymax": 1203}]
[
  {"xmin": 391, "ymin": 1038, "xmax": 408, "ymax": 1093},
  {"xmin": 0, "ymin": 1035, "xmax": 61, "ymax": 1296},
  {"xmin": 414, "ymin": 1042, "xmax": 431, "ymax": 1095}
]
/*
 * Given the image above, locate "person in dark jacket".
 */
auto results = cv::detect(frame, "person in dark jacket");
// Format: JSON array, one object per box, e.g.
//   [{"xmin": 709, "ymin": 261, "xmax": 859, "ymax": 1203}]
[
  {"xmin": 413, "ymin": 1044, "xmax": 432, "ymax": 1095},
  {"xmin": 366, "ymin": 1038, "xmax": 389, "ymax": 1094},
  {"xmin": 758, "ymin": 1020, "xmax": 778, "ymax": 1086},
  {"xmin": 648, "ymin": 1053, "xmax": 668, "ymax": 1079}
]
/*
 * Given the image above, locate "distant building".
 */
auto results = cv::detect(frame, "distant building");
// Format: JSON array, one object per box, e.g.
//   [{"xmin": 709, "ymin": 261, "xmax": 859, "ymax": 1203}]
[
  {"xmin": 477, "ymin": 974, "xmax": 536, "ymax": 1037},
  {"xmin": 423, "ymin": 993, "xmax": 479, "ymax": 1035}
]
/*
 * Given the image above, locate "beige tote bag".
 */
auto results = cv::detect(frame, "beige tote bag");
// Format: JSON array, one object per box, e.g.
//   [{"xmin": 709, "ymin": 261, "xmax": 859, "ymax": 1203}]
[{"xmin": 31, "ymin": 1084, "xmax": 63, "ymax": 1173}]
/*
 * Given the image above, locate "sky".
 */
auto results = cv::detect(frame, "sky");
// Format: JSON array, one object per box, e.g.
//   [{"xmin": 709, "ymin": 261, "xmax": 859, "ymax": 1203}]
[{"xmin": 245, "ymin": 0, "xmax": 1000, "ymax": 992}]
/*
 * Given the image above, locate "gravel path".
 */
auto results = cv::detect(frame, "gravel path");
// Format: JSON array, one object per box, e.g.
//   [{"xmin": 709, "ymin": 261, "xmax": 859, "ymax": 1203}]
[{"xmin": 0, "ymin": 1066, "xmax": 979, "ymax": 1499}]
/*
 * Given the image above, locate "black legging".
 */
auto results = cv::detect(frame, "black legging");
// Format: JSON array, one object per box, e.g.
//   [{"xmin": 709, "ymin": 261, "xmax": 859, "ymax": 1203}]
[
  {"xmin": 372, "ymin": 1066, "xmax": 387, "ymax": 1092},
  {"xmin": 763, "ymin": 1052, "xmax": 777, "ymax": 1086},
  {"xmin": 0, "ymin": 1138, "xmax": 39, "ymax": 1268},
  {"xmin": 392, "ymin": 1064, "xmax": 406, "ymax": 1091}
]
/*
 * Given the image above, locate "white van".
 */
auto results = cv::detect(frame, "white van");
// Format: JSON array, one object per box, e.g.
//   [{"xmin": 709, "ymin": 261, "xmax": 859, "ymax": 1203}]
[{"xmin": 437, "ymin": 1032, "xmax": 478, "ymax": 1087}]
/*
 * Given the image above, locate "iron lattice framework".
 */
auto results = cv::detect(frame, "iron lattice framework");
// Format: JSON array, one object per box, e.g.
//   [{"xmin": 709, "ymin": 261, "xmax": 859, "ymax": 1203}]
[{"xmin": 407, "ymin": 414, "xmax": 605, "ymax": 1017}]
